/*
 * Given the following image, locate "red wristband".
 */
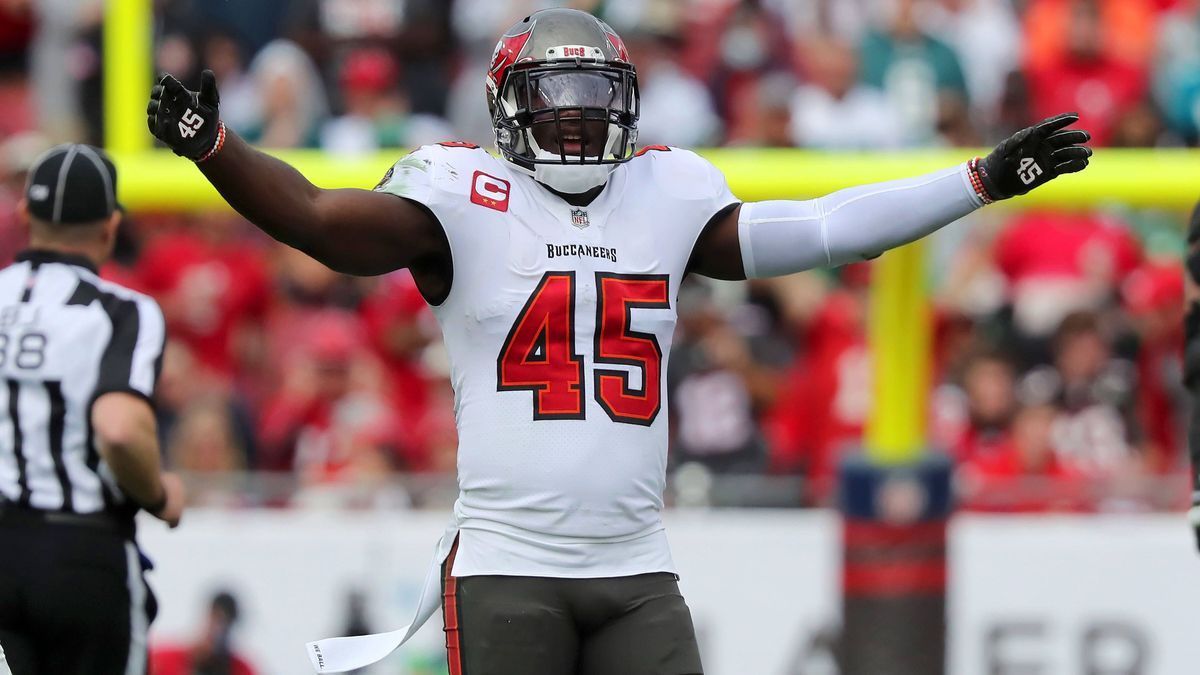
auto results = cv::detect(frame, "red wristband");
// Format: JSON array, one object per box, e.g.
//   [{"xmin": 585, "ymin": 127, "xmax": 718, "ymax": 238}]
[
  {"xmin": 196, "ymin": 121, "xmax": 226, "ymax": 163},
  {"xmin": 967, "ymin": 157, "xmax": 994, "ymax": 205}
]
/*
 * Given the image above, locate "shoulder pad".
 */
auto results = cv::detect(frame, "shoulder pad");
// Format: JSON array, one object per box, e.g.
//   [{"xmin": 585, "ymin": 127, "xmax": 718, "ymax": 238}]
[
  {"xmin": 375, "ymin": 144, "xmax": 495, "ymax": 205},
  {"xmin": 637, "ymin": 146, "xmax": 731, "ymax": 203}
]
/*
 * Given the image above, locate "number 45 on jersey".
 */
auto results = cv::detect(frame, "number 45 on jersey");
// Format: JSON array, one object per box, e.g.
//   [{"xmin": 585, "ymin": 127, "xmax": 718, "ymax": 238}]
[{"xmin": 498, "ymin": 271, "xmax": 668, "ymax": 426}]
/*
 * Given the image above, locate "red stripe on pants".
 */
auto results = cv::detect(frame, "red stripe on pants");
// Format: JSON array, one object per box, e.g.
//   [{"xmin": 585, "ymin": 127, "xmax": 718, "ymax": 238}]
[{"xmin": 443, "ymin": 537, "xmax": 463, "ymax": 675}]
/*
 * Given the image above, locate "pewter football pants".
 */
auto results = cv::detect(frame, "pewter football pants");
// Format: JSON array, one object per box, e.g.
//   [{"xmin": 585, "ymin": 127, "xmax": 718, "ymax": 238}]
[{"xmin": 441, "ymin": 541, "xmax": 703, "ymax": 675}]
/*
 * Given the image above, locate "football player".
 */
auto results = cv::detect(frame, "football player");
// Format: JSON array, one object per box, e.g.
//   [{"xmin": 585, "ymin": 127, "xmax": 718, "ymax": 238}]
[{"xmin": 148, "ymin": 8, "xmax": 1091, "ymax": 675}]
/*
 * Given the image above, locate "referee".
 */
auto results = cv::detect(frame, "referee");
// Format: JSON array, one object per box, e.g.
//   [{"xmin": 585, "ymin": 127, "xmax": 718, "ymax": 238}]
[{"xmin": 0, "ymin": 144, "xmax": 184, "ymax": 674}]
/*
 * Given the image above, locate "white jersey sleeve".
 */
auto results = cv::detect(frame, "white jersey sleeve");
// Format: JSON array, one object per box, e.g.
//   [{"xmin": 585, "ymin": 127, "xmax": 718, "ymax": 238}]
[{"xmin": 373, "ymin": 143, "xmax": 478, "ymax": 216}]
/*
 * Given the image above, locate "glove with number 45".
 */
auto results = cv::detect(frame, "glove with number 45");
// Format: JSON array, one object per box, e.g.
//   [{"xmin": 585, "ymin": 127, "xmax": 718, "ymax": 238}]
[
  {"xmin": 972, "ymin": 112, "xmax": 1093, "ymax": 202},
  {"xmin": 146, "ymin": 69, "xmax": 223, "ymax": 162}
]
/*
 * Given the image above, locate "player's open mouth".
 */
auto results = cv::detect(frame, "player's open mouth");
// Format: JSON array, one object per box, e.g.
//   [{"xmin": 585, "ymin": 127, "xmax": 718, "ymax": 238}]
[{"xmin": 561, "ymin": 136, "xmax": 585, "ymax": 155}]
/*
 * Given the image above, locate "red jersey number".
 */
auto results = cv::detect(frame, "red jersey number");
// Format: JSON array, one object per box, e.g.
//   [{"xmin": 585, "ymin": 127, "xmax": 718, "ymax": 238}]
[
  {"xmin": 496, "ymin": 272, "xmax": 586, "ymax": 419},
  {"xmin": 498, "ymin": 272, "xmax": 668, "ymax": 425},
  {"xmin": 593, "ymin": 274, "xmax": 668, "ymax": 425}
]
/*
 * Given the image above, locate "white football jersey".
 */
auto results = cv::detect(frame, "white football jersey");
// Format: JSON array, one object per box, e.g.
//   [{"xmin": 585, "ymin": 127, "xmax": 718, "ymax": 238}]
[{"xmin": 377, "ymin": 143, "xmax": 738, "ymax": 578}]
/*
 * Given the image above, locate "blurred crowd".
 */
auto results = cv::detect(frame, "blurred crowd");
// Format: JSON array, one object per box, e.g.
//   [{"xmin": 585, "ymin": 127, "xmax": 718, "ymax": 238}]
[
  {"xmin": 0, "ymin": 0, "xmax": 1192, "ymax": 511},
  {"xmin": 6, "ymin": 0, "xmax": 1200, "ymax": 150}
]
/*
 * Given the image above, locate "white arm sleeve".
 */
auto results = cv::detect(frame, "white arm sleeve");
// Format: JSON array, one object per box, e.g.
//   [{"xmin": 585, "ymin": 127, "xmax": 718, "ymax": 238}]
[{"xmin": 737, "ymin": 163, "xmax": 984, "ymax": 278}]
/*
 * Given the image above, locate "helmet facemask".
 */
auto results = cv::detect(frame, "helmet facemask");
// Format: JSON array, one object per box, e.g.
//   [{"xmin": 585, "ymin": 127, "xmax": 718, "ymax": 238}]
[{"xmin": 490, "ymin": 61, "xmax": 640, "ymax": 194}]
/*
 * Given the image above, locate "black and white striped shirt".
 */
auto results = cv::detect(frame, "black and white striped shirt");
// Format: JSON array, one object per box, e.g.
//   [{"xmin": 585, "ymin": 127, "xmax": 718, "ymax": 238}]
[{"xmin": 0, "ymin": 250, "xmax": 165, "ymax": 519}]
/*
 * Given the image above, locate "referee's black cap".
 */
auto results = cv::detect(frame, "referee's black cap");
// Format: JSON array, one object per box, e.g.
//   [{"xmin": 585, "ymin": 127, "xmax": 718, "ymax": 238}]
[{"xmin": 24, "ymin": 143, "xmax": 120, "ymax": 225}]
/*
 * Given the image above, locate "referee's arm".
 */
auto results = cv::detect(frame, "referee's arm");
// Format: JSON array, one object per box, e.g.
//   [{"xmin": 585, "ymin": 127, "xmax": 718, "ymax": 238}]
[
  {"xmin": 92, "ymin": 297, "xmax": 184, "ymax": 527},
  {"xmin": 92, "ymin": 394, "xmax": 182, "ymax": 527}
]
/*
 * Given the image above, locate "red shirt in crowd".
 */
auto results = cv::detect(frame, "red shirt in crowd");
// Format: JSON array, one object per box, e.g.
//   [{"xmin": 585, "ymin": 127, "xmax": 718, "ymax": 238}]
[
  {"xmin": 0, "ymin": 6, "xmax": 32, "ymax": 55},
  {"xmin": 1123, "ymin": 261, "xmax": 1186, "ymax": 468},
  {"xmin": 136, "ymin": 231, "xmax": 271, "ymax": 378},
  {"xmin": 257, "ymin": 309, "xmax": 416, "ymax": 482},
  {"xmin": 0, "ymin": 8, "xmax": 33, "ymax": 136},
  {"xmin": 150, "ymin": 646, "xmax": 257, "ymax": 675},
  {"xmin": 995, "ymin": 211, "xmax": 1140, "ymax": 285},
  {"xmin": 767, "ymin": 290, "xmax": 869, "ymax": 485},
  {"xmin": 958, "ymin": 442, "xmax": 1086, "ymax": 512},
  {"xmin": 950, "ymin": 425, "xmax": 1011, "ymax": 465},
  {"xmin": 1026, "ymin": 53, "xmax": 1147, "ymax": 146},
  {"xmin": 358, "ymin": 271, "xmax": 438, "ymax": 469}
]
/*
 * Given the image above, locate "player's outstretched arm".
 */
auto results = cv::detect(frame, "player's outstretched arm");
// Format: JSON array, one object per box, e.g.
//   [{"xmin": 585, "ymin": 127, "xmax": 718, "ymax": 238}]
[
  {"xmin": 690, "ymin": 113, "xmax": 1092, "ymax": 281},
  {"xmin": 147, "ymin": 70, "xmax": 445, "ymax": 276}
]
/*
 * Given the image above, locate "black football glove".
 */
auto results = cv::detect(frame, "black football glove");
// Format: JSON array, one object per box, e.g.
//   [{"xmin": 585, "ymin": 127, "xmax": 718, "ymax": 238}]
[
  {"xmin": 976, "ymin": 112, "xmax": 1092, "ymax": 201},
  {"xmin": 147, "ymin": 69, "xmax": 221, "ymax": 161}
]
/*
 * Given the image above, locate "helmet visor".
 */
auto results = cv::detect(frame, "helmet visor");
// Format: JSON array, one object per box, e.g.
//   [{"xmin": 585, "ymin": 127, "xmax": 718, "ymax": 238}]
[{"xmin": 528, "ymin": 71, "xmax": 627, "ymax": 110}]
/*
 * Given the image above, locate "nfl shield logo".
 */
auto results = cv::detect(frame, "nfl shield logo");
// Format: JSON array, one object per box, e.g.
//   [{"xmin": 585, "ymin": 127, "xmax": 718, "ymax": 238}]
[{"xmin": 570, "ymin": 208, "xmax": 590, "ymax": 229}]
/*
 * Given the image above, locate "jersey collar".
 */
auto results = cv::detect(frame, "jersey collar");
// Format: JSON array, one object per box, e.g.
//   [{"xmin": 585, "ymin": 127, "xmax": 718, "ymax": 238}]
[
  {"xmin": 526, "ymin": 162, "xmax": 626, "ymax": 229},
  {"xmin": 16, "ymin": 249, "xmax": 99, "ymax": 274}
]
